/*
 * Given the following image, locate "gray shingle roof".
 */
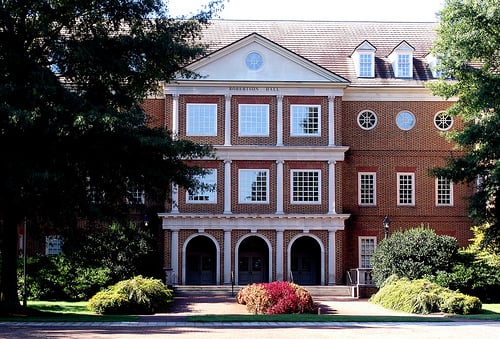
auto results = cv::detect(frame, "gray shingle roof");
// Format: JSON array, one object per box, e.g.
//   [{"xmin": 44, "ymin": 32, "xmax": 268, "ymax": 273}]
[{"xmin": 200, "ymin": 20, "xmax": 438, "ymax": 85}]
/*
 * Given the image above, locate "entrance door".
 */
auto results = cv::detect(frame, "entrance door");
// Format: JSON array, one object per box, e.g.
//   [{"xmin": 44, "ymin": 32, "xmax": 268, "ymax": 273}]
[
  {"xmin": 238, "ymin": 236, "xmax": 269, "ymax": 285},
  {"xmin": 185, "ymin": 236, "xmax": 216, "ymax": 285},
  {"xmin": 290, "ymin": 236, "xmax": 321, "ymax": 285}
]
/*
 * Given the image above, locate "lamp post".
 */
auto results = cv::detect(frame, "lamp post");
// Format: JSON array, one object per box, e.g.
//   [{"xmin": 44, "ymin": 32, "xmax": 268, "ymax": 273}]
[{"xmin": 383, "ymin": 216, "xmax": 390, "ymax": 239}]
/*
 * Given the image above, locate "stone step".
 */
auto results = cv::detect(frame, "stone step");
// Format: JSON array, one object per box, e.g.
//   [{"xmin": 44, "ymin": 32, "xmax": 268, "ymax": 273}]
[{"xmin": 173, "ymin": 285, "xmax": 353, "ymax": 297}]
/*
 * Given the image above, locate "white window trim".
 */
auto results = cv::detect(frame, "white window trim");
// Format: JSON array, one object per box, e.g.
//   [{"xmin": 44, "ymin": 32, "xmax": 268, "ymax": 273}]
[
  {"xmin": 290, "ymin": 105, "xmax": 321, "ymax": 137},
  {"xmin": 358, "ymin": 52, "xmax": 375, "ymax": 78},
  {"xmin": 359, "ymin": 236, "xmax": 377, "ymax": 268},
  {"xmin": 186, "ymin": 169, "xmax": 217, "ymax": 204},
  {"xmin": 186, "ymin": 103, "xmax": 218, "ymax": 136},
  {"xmin": 357, "ymin": 110, "xmax": 378, "ymax": 130},
  {"xmin": 434, "ymin": 111, "xmax": 454, "ymax": 131},
  {"xmin": 395, "ymin": 53, "xmax": 413, "ymax": 78},
  {"xmin": 290, "ymin": 169, "xmax": 322, "ymax": 205},
  {"xmin": 238, "ymin": 104, "xmax": 270, "ymax": 136},
  {"xmin": 397, "ymin": 172, "xmax": 415, "ymax": 206},
  {"xmin": 435, "ymin": 177, "xmax": 454, "ymax": 206},
  {"xmin": 238, "ymin": 169, "xmax": 269, "ymax": 204},
  {"xmin": 358, "ymin": 172, "xmax": 377, "ymax": 206}
]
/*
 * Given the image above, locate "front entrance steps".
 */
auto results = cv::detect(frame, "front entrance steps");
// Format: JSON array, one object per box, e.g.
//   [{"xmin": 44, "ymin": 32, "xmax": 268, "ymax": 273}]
[{"xmin": 173, "ymin": 285, "xmax": 353, "ymax": 298}]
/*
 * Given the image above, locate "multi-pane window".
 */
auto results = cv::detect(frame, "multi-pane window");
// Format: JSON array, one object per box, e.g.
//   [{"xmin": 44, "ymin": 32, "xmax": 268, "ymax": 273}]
[
  {"xmin": 186, "ymin": 104, "xmax": 217, "ymax": 136},
  {"xmin": 238, "ymin": 104, "xmax": 269, "ymax": 136},
  {"xmin": 291, "ymin": 170, "xmax": 321, "ymax": 203},
  {"xmin": 436, "ymin": 177, "xmax": 453, "ymax": 206},
  {"xmin": 359, "ymin": 237, "xmax": 376, "ymax": 268},
  {"xmin": 290, "ymin": 105, "xmax": 321, "ymax": 136},
  {"xmin": 45, "ymin": 235, "xmax": 63, "ymax": 255},
  {"xmin": 238, "ymin": 169, "xmax": 269, "ymax": 203},
  {"xmin": 357, "ymin": 110, "xmax": 377, "ymax": 130},
  {"xmin": 127, "ymin": 182, "xmax": 145, "ymax": 205},
  {"xmin": 187, "ymin": 169, "xmax": 217, "ymax": 203},
  {"xmin": 397, "ymin": 172, "xmax": 415, "ymax": 206},
  {"xmin": 434, "ymin": 111, "xmax": 453, "ymax": 131},
  {"xmin": 397, "ymin": 54, "xmax": 412, "ymax": 77},
  {"xmin": 358, "ymin": 172, "xmax": 376, "ymax": 206},
  {"xmin": 359, "ymin": 53, "xmax": 374, "ymax": 77}
]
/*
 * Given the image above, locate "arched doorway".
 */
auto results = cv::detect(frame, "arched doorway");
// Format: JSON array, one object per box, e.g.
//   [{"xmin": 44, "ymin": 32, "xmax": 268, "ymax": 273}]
[
  {"xmin": 185, "ymin": 235, "xmax": 216, "ymax": 285},
  {"xmin": 290, "ymin": 236, "xmax": 321, "ymax": 285},
  {"xmin": 238, "ymin": 236, "xmax": 269, "ymax": 285}
]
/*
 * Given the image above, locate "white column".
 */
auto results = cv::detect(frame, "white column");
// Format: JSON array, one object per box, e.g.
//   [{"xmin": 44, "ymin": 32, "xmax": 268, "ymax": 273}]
[
  {"xmin": 328, "ymin": 230, "xmax": 336, "ymax": 285},
  {"xmin": 276, "ymin": 230, "xmax": 284, "ymax": 281},
  {"xmin": 224, "ymin": 160, "xmax": 232, "ymax": 214},
  {"xmin": 276, "ymin": 160, "xmax": 284, "ymax": 214},
  {"xmin": 224, "ymin": 230, "xmax": 232, "ymax": 285},
  {"xmin": 328, "ymin": 96, "xmax": 335, "ymax": 146},
  {"xmin": 276, "ymin": 95, "xmax": 283, "ymax": 146},
  {"xmin": 328, "ymin": 160, "xmax": 336, "ymax": 214},
  {"xmin": 171, "ymin": 183, "xmax": 179, "ymax": 213},
  {"xmin": 224, "ymin": 94, "xmax": 231, "ymax": 146},
  {"xmin": 172, "ymin": 94, "xmax": 179, "ymax": 139},
  {"xmin": 171, "ymin": 230, "xmax": 179, "ymax": 285}
]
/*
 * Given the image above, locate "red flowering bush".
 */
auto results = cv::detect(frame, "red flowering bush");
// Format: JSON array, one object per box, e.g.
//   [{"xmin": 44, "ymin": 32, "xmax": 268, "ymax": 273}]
[{"xmin": 236, "ymin": 281, "xmax": 315, "ymax": 314}]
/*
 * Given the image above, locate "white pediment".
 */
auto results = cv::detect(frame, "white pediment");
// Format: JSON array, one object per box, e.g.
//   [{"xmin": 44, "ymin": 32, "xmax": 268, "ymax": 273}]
[{"xmin": 182, "ymin": 33, "xmax": 347, "ymax": 83}]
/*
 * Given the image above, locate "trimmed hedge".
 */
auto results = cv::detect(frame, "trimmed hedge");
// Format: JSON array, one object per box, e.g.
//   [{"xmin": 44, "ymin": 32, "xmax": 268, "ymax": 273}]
[
  {"xmin": 236, "ymin": 281, "xmax": 315, "ymax": 314},
  {"xmin": 370, "ymin": 275, "xmax": 482, "ymax": 315},
  {"xmin": 87, "ymin": 276, "xmax": 173, "ymax": 314}
]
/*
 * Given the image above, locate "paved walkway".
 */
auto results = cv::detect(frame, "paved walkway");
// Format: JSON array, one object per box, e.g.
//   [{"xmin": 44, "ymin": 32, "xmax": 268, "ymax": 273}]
[{"xmin": 1, "ymin": 295, "xmax": 500, "ymax": 338}]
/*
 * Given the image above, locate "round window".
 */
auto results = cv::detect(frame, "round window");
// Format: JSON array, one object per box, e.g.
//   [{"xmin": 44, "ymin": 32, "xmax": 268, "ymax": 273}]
[
  {"xmin": 434, "ymin": 111, "xmax": 453, "ymax": 131},
  {"xmin": 245, "ymin": 52, "xmax": 263, "ymax": 71},
  {"xmin": 357, "ymin": 110, "xmax": 378, "ymax": 130},
  {"xmin": 396, "ymin": 111, "xmax": 416, "ymax": 130}
]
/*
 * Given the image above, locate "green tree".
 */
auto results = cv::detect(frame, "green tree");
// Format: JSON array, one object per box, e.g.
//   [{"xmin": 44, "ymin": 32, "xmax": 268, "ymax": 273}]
[
  {"xmin": 371, "ymin": 227, "xmax": 459, "ymax": 286},
  {"xmin": 429, "ymin": 0, "xmax": 500, "ymax": 252},
  {"xmin": 0, "ymin": 0, "xmax": 223, "ymax": 314}
]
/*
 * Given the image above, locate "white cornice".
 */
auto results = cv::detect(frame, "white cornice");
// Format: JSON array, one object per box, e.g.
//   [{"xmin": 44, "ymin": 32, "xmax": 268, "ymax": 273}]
[
  {"xmin": 214, "ymin": 145, "xmax": 349, "ymax": 162},
  {"xmin": 342, "ymin": 86, "xmax": 457, "ymax": 102},
  {"xmin": 159, "ymin": 212, "xmax": 350, "ymax": 231}
]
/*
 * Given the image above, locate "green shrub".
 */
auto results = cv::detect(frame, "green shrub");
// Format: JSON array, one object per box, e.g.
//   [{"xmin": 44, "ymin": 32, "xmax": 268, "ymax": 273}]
[
  {"xmin": 370, "ymin": 276, "xmax": 482, "ymax": 315},
  {"xmin": 236, "ymin": 281, "xmax": 315, "ymax": 314},
  {"xmin": 371, "ymin": 226, "xmax": 458, "ymax": 287},
  {"xmin": 87, "ymin": 276, "xmax": 173, "ymax": 315}
]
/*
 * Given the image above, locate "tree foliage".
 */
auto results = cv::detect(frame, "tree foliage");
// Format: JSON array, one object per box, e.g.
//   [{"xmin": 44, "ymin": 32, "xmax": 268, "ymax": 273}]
[
  {"xmin": 0, "ymin": 0, "xmax": 223, "ymax": 313},
  {"xmin": 371, "ymin": 227, "xmax": 459, "ymax": 286},
  {"xmin": 429, "ymin": 0, "xmax": 500, "ymax": 252}
]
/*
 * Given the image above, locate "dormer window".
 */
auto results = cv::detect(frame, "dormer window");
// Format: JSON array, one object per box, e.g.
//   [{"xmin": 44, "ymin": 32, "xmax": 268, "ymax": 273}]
[
  {"xmin": 352, "ymin": 41, "xmax": 376, "ymax": 78},
  {"xmin": 389, "ymin": 41, "xmax": 414, "ymax": 78},
  {"xmin": 425, "ymin": 54, "xmax": 442, "ymax": 78}
]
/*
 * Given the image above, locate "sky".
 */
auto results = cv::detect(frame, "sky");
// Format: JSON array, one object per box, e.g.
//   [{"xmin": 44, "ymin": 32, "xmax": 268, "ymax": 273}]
[{"xmin": 167, "ymin": 0, "xmax": 445, "ymax": 22}]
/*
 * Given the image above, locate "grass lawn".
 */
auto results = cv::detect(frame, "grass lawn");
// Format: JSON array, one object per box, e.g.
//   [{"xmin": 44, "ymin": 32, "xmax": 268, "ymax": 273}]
[
  {"xmin": 0, "ymin": 301, "xmax": 138, "ymax": 322},
  {"xmin": 0, "ymin": 301, "xmax": 498, "ymax": 323}
]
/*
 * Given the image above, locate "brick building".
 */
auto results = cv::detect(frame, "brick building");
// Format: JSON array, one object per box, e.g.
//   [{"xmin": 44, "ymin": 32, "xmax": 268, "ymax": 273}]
[{"xmin": 143, "ymin": 20, "xmax": 473, "ymax": 286}]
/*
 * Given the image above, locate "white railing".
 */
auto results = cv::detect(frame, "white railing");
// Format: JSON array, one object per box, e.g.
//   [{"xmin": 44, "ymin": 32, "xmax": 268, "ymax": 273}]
[{"xmin": 347, "ymin": 268, "xmax": 374, "ymax": 297}]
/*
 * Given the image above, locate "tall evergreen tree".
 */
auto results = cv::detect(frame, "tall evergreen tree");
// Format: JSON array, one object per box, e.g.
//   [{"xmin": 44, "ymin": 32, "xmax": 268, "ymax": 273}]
[
  {"xmin": 429, "ymin": 0, "xmax": 500, "ymax": 252},
  {"xmin": 0, "ymin": 0, "xmax": 222, "ymax": 313}
]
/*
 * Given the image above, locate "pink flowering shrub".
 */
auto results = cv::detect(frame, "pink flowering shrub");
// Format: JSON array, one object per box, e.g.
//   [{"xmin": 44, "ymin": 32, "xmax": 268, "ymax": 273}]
[{"xmin": 236, "ymin": 281, "xmax": 315, "ymax": 314}]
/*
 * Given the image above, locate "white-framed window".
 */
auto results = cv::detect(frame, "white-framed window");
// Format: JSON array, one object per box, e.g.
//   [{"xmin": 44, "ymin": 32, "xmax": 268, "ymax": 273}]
[
  {"xmin": 434, "ymin": 111, "xmax": 454, "ymax": 131},
  {"xmin": 396, "ymin": 110, "xmax": 416, "ymax": 131},
  {"xmin": 359, "ymin": 237, "xmax": 377, "ymax": 268},
  {"xmin": 238, "ymin": 169, "xmax": 269, "ymax": 203},
  {"xmin": 436, "ymin": 177, "xmax": 453, "ymax": 206},
  {"xmin": 397, "ymin": 54, "xmax": 412, "ymax": 78},
  {"xmin": 397, "ymin": 172, "xmax": 415, "ymax": 206},
  {"xmin": 187, "ymin": 169, "xmax": 217, "ymax": 203},
  {"xmin": 359, "ymin": 53, "xmax": 374, "ymax": 77},
  {"xmin": 238, "ymin": 104, "xmax": 269, "ymax": 136},
  {"xmin": 45, "ymin": 235, "xmax": 63, "ymax": 256},
  {"xmin": 291, "ymin": 170, "xmax": 321, "ymax": 204},
  {"xmin": 389, "ymin": 42, "xmax": 414, "ymax": 78},
  {"xmin": 290, "ymin": 105, "xmax": 321, "ymax": 136},
  {"xmin": 358, "ymin": 172, "xmax": 376, "ymax": 206},
  {"xmin": 186, "ymin": 104, "xmax": 217, "ymax": 136},
  {"xmin": 357, "ymin": 110, "xmax": 378, "ymax": 130},
  {"xmin": 127, "ymin": 182, "xmax": 145, "ymax": 205}
]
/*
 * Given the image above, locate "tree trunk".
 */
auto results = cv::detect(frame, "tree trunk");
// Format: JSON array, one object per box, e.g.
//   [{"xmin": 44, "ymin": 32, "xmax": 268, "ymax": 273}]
[{"xmin": 0, "ymin": 218, "xmax": 21, "ymax": 314}]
